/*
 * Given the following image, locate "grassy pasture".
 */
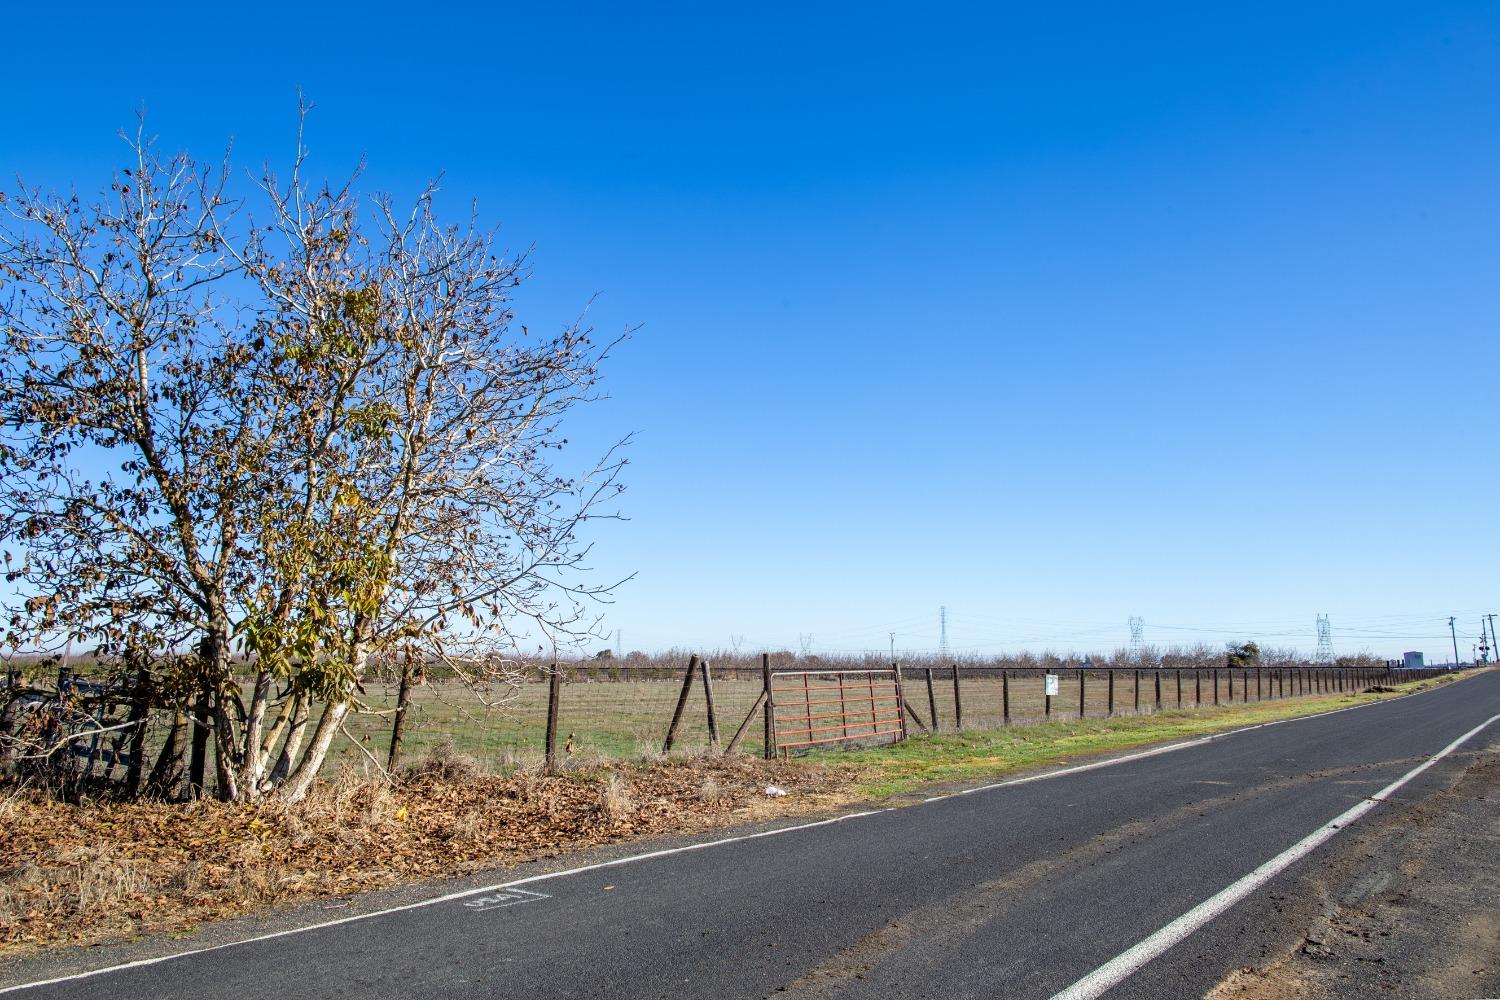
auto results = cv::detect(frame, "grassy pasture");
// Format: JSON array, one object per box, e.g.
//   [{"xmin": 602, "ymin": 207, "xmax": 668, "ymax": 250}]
[{"xmin": 324, "ymin": 666, "xmax": 1364, "ymax": 773}]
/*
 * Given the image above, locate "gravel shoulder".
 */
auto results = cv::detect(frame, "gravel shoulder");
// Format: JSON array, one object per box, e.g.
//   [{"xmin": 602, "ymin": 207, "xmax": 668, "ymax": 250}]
[{"xmin": 1208, "ymin": 746, "xmax": 1499, "ymax": 1000}]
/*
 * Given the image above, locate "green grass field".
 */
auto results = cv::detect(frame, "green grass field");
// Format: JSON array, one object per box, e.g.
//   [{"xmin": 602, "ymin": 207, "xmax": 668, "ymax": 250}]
[
  {"xmin": 323, "ymin": 666, "xmax": 1402, "ymax": 774},
  {"xmin": 822, "ymin": 669, "xmax": 1480, "ymax": 797}
]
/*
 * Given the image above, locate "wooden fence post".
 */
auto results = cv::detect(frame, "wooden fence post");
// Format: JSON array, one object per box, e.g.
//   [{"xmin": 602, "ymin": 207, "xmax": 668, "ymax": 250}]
[
  {"xmin": 1213, "ymin": 668, "xmax": 1220, "ymax": 706},
  {"xmin": 1002, "ymin": 670, "xmax": 1010, "ymax": 725},
  {"xmin": 893, "ymin": 661, "xmax": 913, "ymax": 739},
  {"xmin": 1175, "ymin": 669, "xmax": 1182, "ymax": 708},
  {"xmin": 762, "ymin": 653, "xmax": 775, "ymax": 760},
  {"xmin": 1154, "ymin": 670, "xmax": 1162, "ymax": 710},
  {"xmin": 701, "ymin": 658, "xmax": 719, "ymax": 750},
  {"xmin": 925, "ymin": 668, "xmax": 939, "ymax": 732},
  {"xmin": 544, "ymin": 662, "xmax": 563, "ymax": 770},
  {"xmin": 1133, "ymin": 669, "xmax": 1140, "ymax": 713},
  {"xmin": 726, "ymin": 689, "xmax": 767, "ymax": 755},
  {"xmin": 1079, "ymin": 668, "xmax": 1087, "ymax": 719},
  {"xmin": 1107, "ymin": 670, "xmax": 1115, "ymax": 717},
  {"xmin": 125, "ymin": 665, "xmax": 151, "ymax": 797},
  {"xmin": 951, "ymin": 664, "xmax": 963, "ymax": 730},
  {"xmin": 1195, "ymin": 669, "xmax": 1201, "ymax": 706},
  {"xmin": 188, "ymin": 678, "xmax": 211, "ymax": 800},
  {"xmin": 662, "ymin": 654, "xmax": 700, "ymax": 753}
]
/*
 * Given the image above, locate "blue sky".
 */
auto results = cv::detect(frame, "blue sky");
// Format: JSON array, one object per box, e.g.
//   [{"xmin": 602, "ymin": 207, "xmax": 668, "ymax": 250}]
[{"xmin": 4, "ymin": 3, "xmax": 1498, "ymax": 661}]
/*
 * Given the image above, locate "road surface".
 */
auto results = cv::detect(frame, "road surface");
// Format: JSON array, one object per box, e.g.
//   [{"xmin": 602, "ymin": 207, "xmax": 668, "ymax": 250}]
[{"xmin": 4, "ymin": 670, "xmax": 1497, "ymax": 999}]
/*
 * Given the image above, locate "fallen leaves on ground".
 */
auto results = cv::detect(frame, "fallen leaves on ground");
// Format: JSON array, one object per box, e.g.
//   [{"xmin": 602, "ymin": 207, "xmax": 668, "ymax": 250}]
[{"xmin": 0, "ymin": 752, "xmax": 856, "ymax": 954}]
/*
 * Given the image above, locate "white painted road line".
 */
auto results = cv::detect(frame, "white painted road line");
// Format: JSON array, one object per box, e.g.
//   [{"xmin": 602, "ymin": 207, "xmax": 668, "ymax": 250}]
[
  {"xmin": 1048, "ymin": 712, "xmax": 1500, "ymax": 1000},
  {"xmin": 0, "ymin": 808, "xmax": 889, "ymax": 995},
  {"xmin": 0, "ymin": 680, "xmax": 1474, "ymax": 995}
]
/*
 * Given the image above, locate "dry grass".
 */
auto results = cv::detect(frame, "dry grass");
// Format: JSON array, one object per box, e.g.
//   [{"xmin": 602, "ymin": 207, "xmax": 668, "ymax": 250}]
[
  {"xmin": 598, "ymin": 774, "xmax": 633, "ymax": 819},
  {"xmin": 0, "ymin": 747, "xmax": 858, "ymax": 954}
]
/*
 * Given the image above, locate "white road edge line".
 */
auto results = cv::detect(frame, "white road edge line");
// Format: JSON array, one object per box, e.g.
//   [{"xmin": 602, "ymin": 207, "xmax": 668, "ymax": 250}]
[
  {"xmin": 0, "ymin": 677, "xmax": 1475, "ymax": 994},
  {"xmin": 0, "ymin": 808, "xmax": 891, "ymax": 995},
  {"xmin": 1048, "ymin": 711, "xmax": 1500, "ymax": 1000}
]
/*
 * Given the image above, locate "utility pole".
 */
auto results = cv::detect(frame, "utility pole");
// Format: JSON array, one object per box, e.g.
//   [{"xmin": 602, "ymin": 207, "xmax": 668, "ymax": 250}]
[
  {"xmin": 1449, "ymin": 616, "xmax": 1460, "ymax": 666},
  {"xmin": 1488, "ymin": 614, "xmax": 1498, "ymax": 663},
  {"xmin": 889, "ymin": 632, "xmax": 896, "ymax": 663}
]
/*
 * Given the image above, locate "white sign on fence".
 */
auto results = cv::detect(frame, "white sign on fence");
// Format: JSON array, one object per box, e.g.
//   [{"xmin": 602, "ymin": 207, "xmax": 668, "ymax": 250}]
[{"xmin": 1044, "ymin": 674, "xmax": 1060, "ymax": 696}]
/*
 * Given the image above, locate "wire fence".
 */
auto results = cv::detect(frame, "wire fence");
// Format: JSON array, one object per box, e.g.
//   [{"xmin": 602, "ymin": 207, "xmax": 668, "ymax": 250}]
[
  {"xmin": 333, "ymin": 655, "xmax": 1454, "ymax": 770},
  {"xmin": 1, "ymin": 655, "xmax": 1464, "ymax": 795}
]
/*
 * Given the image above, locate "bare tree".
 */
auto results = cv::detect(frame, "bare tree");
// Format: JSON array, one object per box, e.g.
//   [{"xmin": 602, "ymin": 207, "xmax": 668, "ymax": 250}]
[
  {"xmin": 1, "ymin": 110, "xmax": 629, "ymax": 801},
  {"xmin": 0, "ymin": 124, "xmax": 275, "ymax": 798}
]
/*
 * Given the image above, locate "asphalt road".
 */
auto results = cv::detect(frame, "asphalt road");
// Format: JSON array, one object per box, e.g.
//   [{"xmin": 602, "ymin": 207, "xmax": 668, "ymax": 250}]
[{"xmin": 7, "ymin": 671, "xmax": 1498, "ymax": 1000}]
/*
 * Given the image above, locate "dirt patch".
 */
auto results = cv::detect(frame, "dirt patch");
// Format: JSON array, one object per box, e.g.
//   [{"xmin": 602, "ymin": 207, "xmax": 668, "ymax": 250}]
[
  {"xmin": 1208, "ymin": 750, "xmax": 1500, "ymax": 1000},
  {"xmin": 0, "ymin": 751, "xmax": 858, "ymax": 954}
]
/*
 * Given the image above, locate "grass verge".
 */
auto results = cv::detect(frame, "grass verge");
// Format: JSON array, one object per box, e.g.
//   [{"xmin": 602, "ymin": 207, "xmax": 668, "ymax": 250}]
[{"xmin": 821, "ymin": 669, "xmax": 1485, "ymax": 798}]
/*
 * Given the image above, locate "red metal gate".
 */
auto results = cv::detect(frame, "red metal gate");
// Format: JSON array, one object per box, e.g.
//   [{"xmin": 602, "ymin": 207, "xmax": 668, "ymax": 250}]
[{"xmin": 769, "ymin": 669, "xmax": 905, "ymax": 756}]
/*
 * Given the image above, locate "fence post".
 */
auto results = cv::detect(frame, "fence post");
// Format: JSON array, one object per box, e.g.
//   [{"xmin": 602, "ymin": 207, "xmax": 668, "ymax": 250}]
[
  {"xmin": 893, "ymin": 661, "xmax": 912, "ymax": 740},
  {"xmin": 1107, "ymin": 670, "xmax": 1115, "ymax": 717},
  {"xmin": 1079, "ymin": 668, "xmax": 1087, "ymax": 719},
  {"xmin": 1256, "ymin": 668, "xmax": 1262, "ymax": 700},
  {"xmin": 925, "ymin": 668, "xmax": 939, "ymax": 733},
  {"xmin": 952, "ymin": 664, "xmax": 963, "ymax": 730},
  {"xmin": 1002, "ymin": 670, "xmax": 1010, "ymax": 725},
  {"xmin": 1045, "ymin": 673, "xmax": 1052, "ymax": 718},
  {"xmin": 726, "ymin": 689, "xmax": 766, "ymax": 756},
  {"xmin": 662, "ymin": 654, "xmax": 699, "ymax": 753},
  {"xmin": 1154, "ymin": 670, "xmax": 1162, "ymax": 710},
  {"xmin": 1195, "ymin": 669, "xmax": 1201, "ymax": 706},
  {"xmin": 188, "ymin": 678, "xmax": 211, "ymax": 799},
  {"xmin": 701, "ymin": 658, "xmax": 720, "ymax": 750},
  {"xmin": 1228, "ymin": 669, "xmax": 1234, "ymax": 702},
  {"xmin": 1213, "ymin": 668, "xmax": 1220, "ymax": 705},
  {"xmin": 1133, "ymin": 670, "xmax": 1140, "ymax": 713},
  {"xmin": 125, "ymin": 665, "xmax": 151, "ymax": 797},
  {"xmin": 1176, "ymin": 669, "xmax": 1182, "ymax": 708},
  {"xmin": 543, "ymin": 662, "xmax": 563, "ymax": 770},
  {"xmin": 762, "ymin": 653, "xmax": 775, "ymax": 760}
]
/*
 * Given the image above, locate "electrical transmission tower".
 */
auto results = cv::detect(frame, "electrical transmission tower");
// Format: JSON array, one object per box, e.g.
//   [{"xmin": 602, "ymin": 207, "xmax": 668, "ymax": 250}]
[
  {"xmin": 1128, "ymin": 616, "xmax": 1144, "ymax": 653},
  {"xmin": 1314, "ymin": 614, "xmax": 1333, "ymax": 664},
  {"xmin": 938, "ymin": 606, "xmax": 949, "ymax": 659}
]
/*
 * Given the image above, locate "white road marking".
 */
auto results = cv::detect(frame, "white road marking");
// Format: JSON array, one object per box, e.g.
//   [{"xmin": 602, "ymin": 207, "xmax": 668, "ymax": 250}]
[
  {"xmin": 461, "ymin": 888, "xmax": 549, "ymax": 911},
  {"xmin": 1048, "ymin": 712, "xmax": 1500, "ymax": 1000},
  {"xmin": 0, "ymin": 679, "xmax": 1475, "ymax": 994},
  {"xmin": 0, "ymin": 808, "xmax": 889, "ymax": 995}
]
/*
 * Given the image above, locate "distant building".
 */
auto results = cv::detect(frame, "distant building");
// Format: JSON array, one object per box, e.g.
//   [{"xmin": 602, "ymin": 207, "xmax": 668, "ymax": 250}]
[{"xmin": 1401, "ymin": 651, "xmax": 1424, "ymax": 670}]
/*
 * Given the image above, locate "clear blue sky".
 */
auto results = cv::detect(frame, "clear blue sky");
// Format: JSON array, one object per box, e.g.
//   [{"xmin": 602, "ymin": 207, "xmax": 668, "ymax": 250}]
[{"xmin": 5, "ymin": 3, "xmax": 1498, "ymax": 661}]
